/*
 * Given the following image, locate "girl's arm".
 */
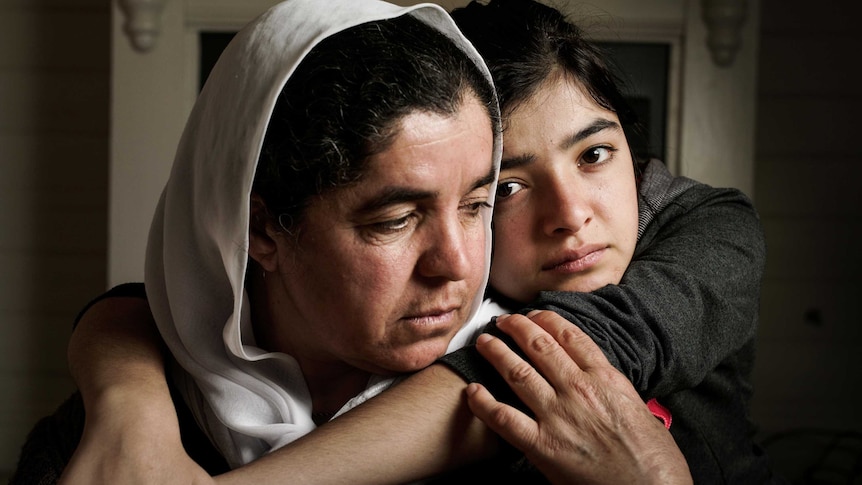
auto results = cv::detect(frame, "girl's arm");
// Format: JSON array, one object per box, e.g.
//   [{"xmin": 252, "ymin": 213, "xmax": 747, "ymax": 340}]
[
  {"xmin": 526, "ymin": 186, "xmax": 767, "ymax": 395},
  {"xmin": 218, "ymin": 364, "xmax": 499, "ymax": 485},
  {"xmin": 61, "ymin": 293, "xmax": 498, "ymax": 484},
  {"xmin": 61, "ymin": 295, "xmax": 214, "ymax": 485}
]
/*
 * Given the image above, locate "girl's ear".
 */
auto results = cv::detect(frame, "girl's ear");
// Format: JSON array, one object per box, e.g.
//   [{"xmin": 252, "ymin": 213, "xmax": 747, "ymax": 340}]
[{"xmin": 248, "ymin": 194, "xmax": 279, "ymax": 272}]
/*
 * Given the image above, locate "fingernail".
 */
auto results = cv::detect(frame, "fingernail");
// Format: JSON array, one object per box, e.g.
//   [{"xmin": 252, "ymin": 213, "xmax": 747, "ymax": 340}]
[
  {"xmin": 476, "ymin": 333, "xmax": 493, "ymax": 345},
  {"xmin": 526, "ymin": 309, "xmax": 543, "ymax": 317},
  {"xmin": 495, "ymin": 313, "xmax": 511, "ymax": 323}
]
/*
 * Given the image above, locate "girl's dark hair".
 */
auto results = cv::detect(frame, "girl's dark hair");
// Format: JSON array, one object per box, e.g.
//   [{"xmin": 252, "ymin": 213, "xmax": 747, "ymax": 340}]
[
  {"xmin": 451, "ymin": 0, "xmax": 648, "ymax": 173},
  {"xmin": 253, "ymin": 14, "xmax": 495, "ymax": 232}
]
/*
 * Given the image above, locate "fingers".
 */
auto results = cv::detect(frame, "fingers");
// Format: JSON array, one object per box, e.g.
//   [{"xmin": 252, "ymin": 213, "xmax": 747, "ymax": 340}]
[
  {"xmin": 472, "ymin": 331, "xmax": 556, "ymax": 413},
  {"xmin": 479, "ymin": 311, "xmax": 619, "ymax": 407},
  {"xmin": 464, "ymin": 382, "xmax": 538, "ymax": 452},
  {"xmin": 517, "ymin": 310, "xmax": 612, "ymax": 371}
]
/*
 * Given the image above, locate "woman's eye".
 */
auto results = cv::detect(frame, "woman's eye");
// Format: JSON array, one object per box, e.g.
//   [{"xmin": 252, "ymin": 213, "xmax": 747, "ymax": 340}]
[
  {"xmin": 373, "ymin": 215, "xmax": 412, "ymax": 233},
  {"xmin": 579, "ymin": 146, "xmax": 615, "ymax": 166},
  {"xmin": 460, "ymin": 201, "xmax": 492, "ymax": 219},
  {"xmin": 496, "ymin": 181, "xmax": 524, "ymax": 199}
]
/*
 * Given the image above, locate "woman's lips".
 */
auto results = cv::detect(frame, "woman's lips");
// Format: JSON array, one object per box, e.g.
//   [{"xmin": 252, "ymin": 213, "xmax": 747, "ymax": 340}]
[{"xmin": 402, "ymin": 305, "xmax": 460, "ymax": 328}]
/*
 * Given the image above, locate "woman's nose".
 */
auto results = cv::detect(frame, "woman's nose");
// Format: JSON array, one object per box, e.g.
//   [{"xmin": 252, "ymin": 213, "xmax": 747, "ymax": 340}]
[{"xmin": 417, "ymin": 216, "xmax": 473, "ymax": 282}]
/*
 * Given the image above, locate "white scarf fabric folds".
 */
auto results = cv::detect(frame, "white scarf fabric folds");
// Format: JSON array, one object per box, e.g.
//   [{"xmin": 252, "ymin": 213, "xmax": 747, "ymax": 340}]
[{"xmin": 144, "ymin": 0, "xmax": 503, "ymax": 468}]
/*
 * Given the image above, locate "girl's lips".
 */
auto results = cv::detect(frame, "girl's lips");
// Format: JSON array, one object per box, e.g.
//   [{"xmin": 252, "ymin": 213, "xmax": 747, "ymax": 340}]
[{"xmin": 542, "ymin": 246, "xmax": 606, "ymax": 273}]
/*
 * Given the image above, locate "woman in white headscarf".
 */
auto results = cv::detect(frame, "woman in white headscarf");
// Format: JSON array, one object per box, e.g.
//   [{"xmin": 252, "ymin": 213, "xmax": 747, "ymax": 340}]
[{"xmin": 113, "ymin": 0, "xmax": 501, "ymax": 470}]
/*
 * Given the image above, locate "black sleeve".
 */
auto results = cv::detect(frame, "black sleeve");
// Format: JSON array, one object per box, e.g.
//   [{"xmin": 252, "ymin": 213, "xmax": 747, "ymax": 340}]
[
  {"xmin": 9, "ymin": 393, "xmax": 85, "ymax": 485},
  {"xmin": 72, "ymin": 282, "xmax": 147, "ymax": 329},
  {"xmin": 437, "ymin": 321, "xmax": 528, "ymax": 412},
  {"xmin": 523, "ymin": 186, "xmax": 766, "ymax": 396}
]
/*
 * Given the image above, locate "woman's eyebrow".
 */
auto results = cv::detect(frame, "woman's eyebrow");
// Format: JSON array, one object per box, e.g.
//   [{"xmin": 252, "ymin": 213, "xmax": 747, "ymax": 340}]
[
  {"xmin": 559, "ymin": 118, "xmax": 621, "ymax": 151},
  {"xmin": 355, "ymin": 164, "xmax": 496, "ymax": 214},
  {"xmin": 356, "ymin": 187, "xmax": 435, "ymax": 214}
]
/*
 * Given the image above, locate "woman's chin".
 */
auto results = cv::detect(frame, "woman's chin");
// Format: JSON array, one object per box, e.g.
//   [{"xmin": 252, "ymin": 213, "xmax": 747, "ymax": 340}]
[{"xmin": 374, "ymin": 342, "xmax": 450, "ymax": 375}]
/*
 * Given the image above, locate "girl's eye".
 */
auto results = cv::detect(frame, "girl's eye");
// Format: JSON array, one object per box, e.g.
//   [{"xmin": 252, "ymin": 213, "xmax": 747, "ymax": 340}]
[
  {"xmin": 496, "ymin": 181, "xmax": 525, "ymax": 199},
  {"xmin": 579, "ymin": 146, "xmax": 616, "ymax": 166}
]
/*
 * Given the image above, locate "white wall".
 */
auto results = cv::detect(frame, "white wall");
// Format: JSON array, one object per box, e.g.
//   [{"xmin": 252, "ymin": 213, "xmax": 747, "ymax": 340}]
[{"xmin": 0, "ymin": 0, "xmax": 109, "ymax": 477}]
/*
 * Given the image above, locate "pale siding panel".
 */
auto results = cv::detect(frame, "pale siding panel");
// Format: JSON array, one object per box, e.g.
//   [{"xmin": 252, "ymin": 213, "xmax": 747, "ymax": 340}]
[
  {"xmin": 0, "ymin": 70, "xmax": 108, "ymax": 134},
  {"xmin": 0, "ymin": 10, "xmax": 108, "ymax": 69},
  {"xmin": 757, "ymin": 35, "xmax": 862, "ymax": 97},
  {"xmin": 0, "ymin": 0, "xmax": 108, "ymax": 474},
  {"xmin": 756, "ymin": 96, "xmax": 862, "ymax": 157},
  {"xmin": 761, "ymin": 218, "xmax": 862, "ymax": 281},
  {"xmin": 751, "ymin": 341, "xmax": 862, "ymax": 432},
  {"xmin": 760, "ymin": 0, "xmax": 862, "ymax": 34},
  {"xmin": 758, "ymin": 280, "xmax": 862, "ymax": 343},
  {"xmin": 0, "ymin": 253, "xmax": 105, "ymax": 314},
  {"xmin": 0, "ymin": 133, "xmax": 107, "ymax": 191},
  {"xmin": 755, "ymin": 158, "xmax": 862, "ymax": 217},
  {"xmin": 752, "ymin": 0, "xmax": 862, "ymax": 456}
]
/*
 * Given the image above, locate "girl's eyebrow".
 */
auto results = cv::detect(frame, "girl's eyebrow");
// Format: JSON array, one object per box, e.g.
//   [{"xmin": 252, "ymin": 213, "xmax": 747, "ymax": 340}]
[
  {"xmin": 500, "ymin": 118, "xmax": 622, "ymax": 171},
  {"xmin": 500, "ymin": 153, "xmax": 535, "ymax": 171},
  {"xmin": 559, "ymin": 118, "xmax": 621, "ymax": 151}
]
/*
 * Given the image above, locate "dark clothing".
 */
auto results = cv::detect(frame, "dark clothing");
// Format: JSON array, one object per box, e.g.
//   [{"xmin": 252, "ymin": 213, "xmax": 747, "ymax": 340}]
[{"xmin": 441, "ymin": 161, "xmax": 783, "ymax": 483}]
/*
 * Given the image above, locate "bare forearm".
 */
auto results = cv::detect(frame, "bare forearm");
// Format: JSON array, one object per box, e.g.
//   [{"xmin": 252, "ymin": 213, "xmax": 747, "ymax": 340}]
[
  {"xmin": 217, "ymin": 364, "xmax": 498, "ymax": 485},
  {"xmin": 62, "ymin": 297, "xmax": 212, "ymax": 484},
  {"xmin": 68, "ymin": 296, "xmax": 170, "ymax": 404}
]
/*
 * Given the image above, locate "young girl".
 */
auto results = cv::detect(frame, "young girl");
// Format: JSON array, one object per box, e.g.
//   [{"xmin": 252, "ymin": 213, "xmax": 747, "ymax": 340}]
[{"xmin": 445, "ymin": 1, "xmax": 779, "ymax": 482}]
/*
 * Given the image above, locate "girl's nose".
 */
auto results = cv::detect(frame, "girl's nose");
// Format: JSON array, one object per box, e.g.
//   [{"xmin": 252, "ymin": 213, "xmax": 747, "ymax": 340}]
[{"xmin": 541, "ymin": 175, "xmax": 593, "ymax": 237}]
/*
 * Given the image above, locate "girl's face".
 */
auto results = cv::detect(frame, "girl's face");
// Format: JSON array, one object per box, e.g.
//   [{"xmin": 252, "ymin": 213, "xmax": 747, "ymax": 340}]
[
  {"xmin": 266, "ymin": 94, "xmax": 495, "ymax": 376},
  {"xmin": 489, "ymin": 76, "xmax": 638, "ymax": 302}
]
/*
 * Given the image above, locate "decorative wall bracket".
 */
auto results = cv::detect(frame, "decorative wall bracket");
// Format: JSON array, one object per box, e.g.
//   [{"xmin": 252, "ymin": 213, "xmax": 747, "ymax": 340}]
[
  {"xmin": 118, "ymin": 0, "xmax": 167, "ymax": 53},
  {"xmin": 701, "ymin": 0, "xmax": 748, "ymax": 67}
]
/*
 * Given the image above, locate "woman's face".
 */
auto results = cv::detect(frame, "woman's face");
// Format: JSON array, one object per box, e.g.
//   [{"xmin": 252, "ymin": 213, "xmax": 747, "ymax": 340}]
[
  {"xmin": 269, "ymin": 95, "xmax": 495, "ymax": 376},
  {"xmin": 489, "ymin": 76, "xmax": 638, "ymax": 302}
]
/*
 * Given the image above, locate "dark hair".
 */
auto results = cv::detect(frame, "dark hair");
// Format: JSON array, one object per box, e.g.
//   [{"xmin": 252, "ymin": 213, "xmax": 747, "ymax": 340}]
[
  {"xmin": 451, "ymin": 0, "xmax": 647, "ymax": 173},
  {"xmin": 253, "ymin": 14, "xmax": 496, "ymax": 232}
]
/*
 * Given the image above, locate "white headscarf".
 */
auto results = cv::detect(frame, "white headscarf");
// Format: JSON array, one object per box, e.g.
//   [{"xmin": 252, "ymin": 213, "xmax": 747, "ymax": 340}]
[{"xmin": 145, "ymin": 0, "xmax": 503, "ymax": 467}]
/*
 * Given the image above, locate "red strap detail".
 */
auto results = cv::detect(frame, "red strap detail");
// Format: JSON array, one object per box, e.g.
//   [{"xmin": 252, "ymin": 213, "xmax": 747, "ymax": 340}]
[{"xmin": 646, "ymin": 398, "xmax": 672, "ymax": 429}]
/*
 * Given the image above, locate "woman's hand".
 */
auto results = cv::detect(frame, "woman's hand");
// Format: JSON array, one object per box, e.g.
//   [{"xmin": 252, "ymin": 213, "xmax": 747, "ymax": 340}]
[{"xmin": 465, "ymin": 311, "xmax": 692, "ymax": 485}]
